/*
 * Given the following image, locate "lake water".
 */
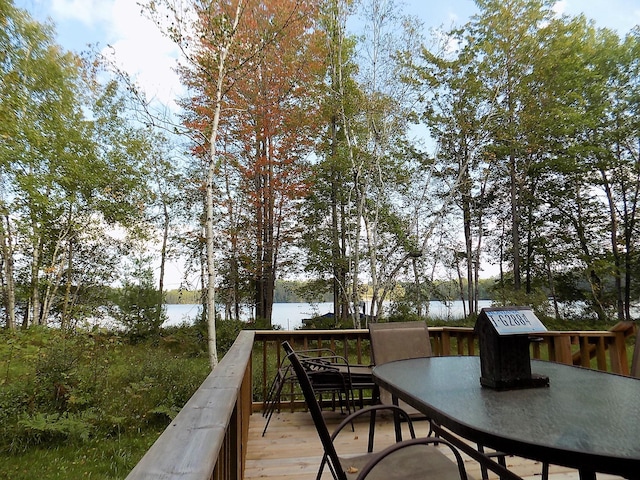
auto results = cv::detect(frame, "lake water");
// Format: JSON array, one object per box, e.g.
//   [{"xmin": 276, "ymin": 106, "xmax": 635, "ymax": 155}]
[{"xmin": 164, "ymin": 300, "xmax": 493, "ymax": 330}]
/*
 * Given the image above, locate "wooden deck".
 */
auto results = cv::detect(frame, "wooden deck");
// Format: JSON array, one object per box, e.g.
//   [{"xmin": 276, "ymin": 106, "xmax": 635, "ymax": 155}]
[
  {"xmin": 126, "ymin": 329, "xmax": 637, "ymax": 480},
  {"xmin": 246, "ymin": 410, "xmax": 624, "ymax": 480}
]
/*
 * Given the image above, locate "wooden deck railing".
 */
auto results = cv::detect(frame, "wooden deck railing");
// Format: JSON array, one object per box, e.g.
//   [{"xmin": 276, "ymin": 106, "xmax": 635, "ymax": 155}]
[
  {"xmin": 252, "ymin": 323, "xmax": 637, "ymax": 411},
  {"xmin": 126, "ymin": 323, "xmax": 636, "ymax": 479},
  {"xmin": 125, "ymin": 330, "xmax": 255, "ymax": 480}
]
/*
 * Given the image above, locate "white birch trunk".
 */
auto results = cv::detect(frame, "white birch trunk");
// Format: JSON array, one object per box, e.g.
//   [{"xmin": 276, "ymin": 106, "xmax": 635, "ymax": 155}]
[
  {"xmin": 0, "ymin": 214, "xmax": 16, "ymax": 329},
  {"xmin": 205, "ymin": 0, "xmax": 243, "ymax": 369}
]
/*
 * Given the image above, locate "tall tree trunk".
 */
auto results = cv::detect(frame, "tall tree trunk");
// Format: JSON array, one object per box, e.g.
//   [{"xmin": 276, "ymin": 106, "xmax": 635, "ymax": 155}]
[
  {"xmin": 461, "ymin": 155, "xmax": 474, "ymax": 315},
  {"xmin": 568, "ymin": 198, "xmax": 608, "ymax": 323},
  {"xmin": 255, "ymin": 131, "xmax": 267, "ymax": 322},
  {"xmin": 525, "ymin": 203, "xmax": 534, "ymax": 295},
  {"xmin": 455, "ymin": 254, "xmax": 468, "ymax": 318},
  {"xmin": 0, "ymin": 214, "xmax": 16, "ymax": 330},
  {"xmin": 204, "ymin": 0, "xmax": 244, "ymax": 369},
  {"xmin": 29, "ymin": 234, "xmax": 43, "ymax": 326},
  {"xmin": 330, "ymin": 115, "xmax": 341, "ymax": 323},
  {"xmin": 546, "ymin": 258, "xmax": 560, "ymax": 320},
  {"xmin": 61, "ymin": 237, "xmax": 73, "ymax": 329},
  {"xmin": 158, "ymin": 199, "xmax": 169, "ymax": 326},
  {"xmin": 509, "ymin": 150, "xmax": 521, "ymax": 291},
  {"xmin": 40, "ymin": 242, "xmax": 65, "ymax": 328},
  {"xmin": 224, "ymin": 158, "xmax": 241, "ymax": 321},
  {"xmin": 600, "ymin": 169, "xmax": 624, "ymax": 321},
  {"xmin": 473, "ymin": 210, "xmax": 484, "ymax": 314}
]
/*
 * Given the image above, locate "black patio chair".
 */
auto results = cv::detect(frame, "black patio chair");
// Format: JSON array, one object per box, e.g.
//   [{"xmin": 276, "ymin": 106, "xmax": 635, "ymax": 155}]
[
  {"xmin": 298, "ymin": 348, "xmax": 376, "ymax": 412},
  {"xmin": 262, "ymin": 346, "xmax": 375, "ymax": 436},
  {"xmin": 282, "ymin": 341, "xmax": 472, "ymax": 480}
]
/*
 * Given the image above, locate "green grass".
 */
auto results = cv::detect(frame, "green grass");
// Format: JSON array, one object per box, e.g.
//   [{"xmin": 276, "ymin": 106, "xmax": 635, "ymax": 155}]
[{"xmin": 0, "ymin": 429, "xmax": 163, "ymax": 480}]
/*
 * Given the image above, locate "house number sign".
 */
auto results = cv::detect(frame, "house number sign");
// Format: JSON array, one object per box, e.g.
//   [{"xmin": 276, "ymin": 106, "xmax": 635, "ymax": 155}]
[{"xmin": 484, "ymin": 309, "xmax": 547, "ymax": 336}]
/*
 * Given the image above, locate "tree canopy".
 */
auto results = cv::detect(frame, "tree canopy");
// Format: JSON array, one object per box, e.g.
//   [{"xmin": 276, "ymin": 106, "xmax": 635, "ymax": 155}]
[{"xmin": 4, "ymin": 0, "xmax": 640, "ymax": 336}]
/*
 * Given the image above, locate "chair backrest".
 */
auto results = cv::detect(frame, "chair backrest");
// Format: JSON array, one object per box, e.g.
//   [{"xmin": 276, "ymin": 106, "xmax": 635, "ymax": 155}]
[
  {"xmin": 282, "ymin": 341, "xmax": 347, "ymax": 480},
  {"xmin": 368, "ymin": 321, "xmax": 432, "ymax": 365}
]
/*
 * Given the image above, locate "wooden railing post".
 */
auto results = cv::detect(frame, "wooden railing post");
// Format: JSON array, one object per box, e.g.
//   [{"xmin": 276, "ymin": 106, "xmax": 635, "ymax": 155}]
[
  {"xmin": 550, "ymin": 335, "xmax": 572, "ymax": 365},
  {"xmin": 608, "ymin": 322, "xmax": 634, "ymax": 375}
]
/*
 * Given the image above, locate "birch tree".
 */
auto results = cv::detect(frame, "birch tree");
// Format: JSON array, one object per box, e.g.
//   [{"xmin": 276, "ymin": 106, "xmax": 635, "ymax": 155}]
[
  {"xmin": 148, "ymin": 0, "xmax": 322, "ymax": 356},
  {"xmin": 196, "ymin": 0, "xmax": 244, "ymax": 366},
  {"xmin": 1, "ymin": 3, "xmax": 152, "ymax": 329}
]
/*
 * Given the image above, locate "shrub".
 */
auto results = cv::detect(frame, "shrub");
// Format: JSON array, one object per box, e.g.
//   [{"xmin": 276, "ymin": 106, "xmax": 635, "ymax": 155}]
[
  {"xmin": 103, "ymin": 344, "xmax": 208, "ymax": 428},
  {"xmin": 110, "ymin": 266, "xmax": 166, "ymax": 340}
]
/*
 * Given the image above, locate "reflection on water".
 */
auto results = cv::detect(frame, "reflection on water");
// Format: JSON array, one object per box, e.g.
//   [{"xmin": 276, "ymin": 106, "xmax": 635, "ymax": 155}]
[{"xmin": 164, "ymin": 300, "xmax": 493, "ymax": 331}]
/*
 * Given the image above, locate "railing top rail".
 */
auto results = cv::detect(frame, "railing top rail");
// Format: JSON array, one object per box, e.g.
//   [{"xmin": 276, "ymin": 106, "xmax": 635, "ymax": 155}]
[
  {"xmin": 534, "ymin": 330, "xmax": 620, "ymax": 337},
  {"xmin": 254, "ymin": 329, "xmax": 370, "ymax": 339},
  {"xmin": 254, "ymin": 326, "xmax": 622, "ymax": 337},
  {"xmin": 126, "ymin": 330, "xmax": 255, "ymax": 480}
]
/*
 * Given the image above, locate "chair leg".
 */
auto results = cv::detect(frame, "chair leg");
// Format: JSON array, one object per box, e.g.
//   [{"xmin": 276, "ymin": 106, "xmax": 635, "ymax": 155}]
[
  {"xmin": 477, "ymin": 444, "xmax": 489, "ymax": 480},
  {"xmin": 391, "ymin": 395, "xmax": 403, "ymax": 442},
  {"xmin": 262, "ymin": 367, "xmax": 291, "ymax": 436},
  {"xmin": 367, "ymin": 408, "xmax": 377, "ymax": 452},
  {"xmin": 541, "ymin": 462, "xmax": 549, "ymax": 480},
  {"xmin": 372, "ymin": 384, "xmax": 380, "ymax": 404},
  {"xmin": 477, "ymin": 443, "xmax": 506, "ymax": 480}
]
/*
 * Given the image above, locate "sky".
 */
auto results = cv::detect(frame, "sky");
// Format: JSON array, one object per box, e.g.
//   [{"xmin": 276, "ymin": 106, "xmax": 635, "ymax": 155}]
[
  {"xmin": 12, "ymin": 0, "xmax": 640, "ymax": 288},
  {"xmin": 16, "ymin": 0, "xmax": 183, "ymax": 109},
  {"xmin": 15, "ymin": 0, "xmax": 640, "ymax": 113}
]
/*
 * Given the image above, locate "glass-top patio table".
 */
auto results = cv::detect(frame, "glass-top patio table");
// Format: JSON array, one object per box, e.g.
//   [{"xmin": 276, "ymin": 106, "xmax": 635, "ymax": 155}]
[{"xmin": 373, "ymin": 356, "xmax": 640, "ymax": 480}]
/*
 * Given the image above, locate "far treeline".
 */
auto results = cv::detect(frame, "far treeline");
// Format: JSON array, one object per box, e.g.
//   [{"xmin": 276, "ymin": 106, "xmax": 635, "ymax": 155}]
[
  {"xmin": 4, "ymin": 0, "xmax": 640, "ymax": 348},
  {"xmin": 164, "ymin": 279, "xmax": 495, "ymax": 304}
]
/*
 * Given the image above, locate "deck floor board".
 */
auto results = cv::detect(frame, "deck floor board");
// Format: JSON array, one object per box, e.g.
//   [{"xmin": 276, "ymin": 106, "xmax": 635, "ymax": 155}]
[{"xmin": 246, "ymin": 410, "xmax": 623, "ymax": 480}]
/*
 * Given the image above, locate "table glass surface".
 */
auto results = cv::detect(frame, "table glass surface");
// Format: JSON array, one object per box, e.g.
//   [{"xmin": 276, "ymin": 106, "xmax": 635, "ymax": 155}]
[{"xmin": 373, "ymin": 356, "xmax": 640, "ymax": 474}]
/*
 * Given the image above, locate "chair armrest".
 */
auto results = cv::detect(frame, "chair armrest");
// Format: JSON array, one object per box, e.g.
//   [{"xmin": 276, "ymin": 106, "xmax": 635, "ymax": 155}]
[{"xmin": 300, "ymin": 355, "xmax": 350, "ymax": 372}]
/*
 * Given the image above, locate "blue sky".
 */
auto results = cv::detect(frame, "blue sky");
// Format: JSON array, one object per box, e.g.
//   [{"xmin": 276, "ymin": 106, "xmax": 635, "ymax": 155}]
[
  {"xmin": 16, "ymin": 0, "xmax": 183, "ymax": 108},
  {"xmin": 14, "ymin": 0, "xmax": 640, "ymax": 112}
]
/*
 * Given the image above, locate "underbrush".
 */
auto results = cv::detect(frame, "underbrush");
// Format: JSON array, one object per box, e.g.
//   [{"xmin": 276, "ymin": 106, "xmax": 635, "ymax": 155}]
[{"xmin": 0, "ymin": 325, "xmax": 210, "ymax": 478}]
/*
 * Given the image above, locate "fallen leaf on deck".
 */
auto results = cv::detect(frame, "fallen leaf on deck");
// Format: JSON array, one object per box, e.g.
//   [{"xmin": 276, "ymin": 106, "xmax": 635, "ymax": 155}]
[{"xmin": 346, "ymin": 466, "xmax": 359, "ymax": 473}]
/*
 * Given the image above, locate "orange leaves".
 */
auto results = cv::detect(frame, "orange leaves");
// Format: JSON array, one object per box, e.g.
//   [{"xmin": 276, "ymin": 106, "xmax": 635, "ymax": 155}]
[{"xmin": 182, "ymin": 0, "xmax": 326, "ymax": 304}]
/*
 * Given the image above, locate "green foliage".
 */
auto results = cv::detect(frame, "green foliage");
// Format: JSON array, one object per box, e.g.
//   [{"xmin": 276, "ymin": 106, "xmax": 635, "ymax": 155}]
[
  {"xmin": 215, "ymin": 318, "xmax": 247, "ymax": 353},
  {"xmin": 0, "ymin": 327, "xmax": 208, "ymax": 461},
  {"xmin": 16, "ymin": 412, "xmax": 94, "ymax": 447},
  {"xmin": 107, "ymin": 352, "xmax": 207, "ymax": 428},
  {"xmin": 110, "ymin": 262, "xmax": 166, "ymax": 340},
  {"xmin": 159, "ymin": 323, "xmax": 208, "ymax": 357}
]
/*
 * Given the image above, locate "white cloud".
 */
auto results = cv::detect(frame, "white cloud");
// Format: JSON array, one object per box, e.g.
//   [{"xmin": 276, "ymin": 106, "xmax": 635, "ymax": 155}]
[
  {"xmin": 102, "ymin": 0, "xmax": 183, "ymax": 108},
  {"xmin": 552, "ymin": 0, "xmax": 567, "ymax": 16},
  {"xmin": 41, "ymin": 0, "xmax": 182, "ymax": 108},
  {"xmin": 50, "ymin": 0, "xmax": 111, "ymax": 25},
  {"xmin": 557, "ymin": 0, "xmax": 639, "ymax": 34}
]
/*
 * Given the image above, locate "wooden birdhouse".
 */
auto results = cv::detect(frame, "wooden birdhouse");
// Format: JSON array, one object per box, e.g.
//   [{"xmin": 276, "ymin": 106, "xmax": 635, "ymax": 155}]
[{"xmin": 475, "ymin": 307, "xmax": 549, "ymax": 390}]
